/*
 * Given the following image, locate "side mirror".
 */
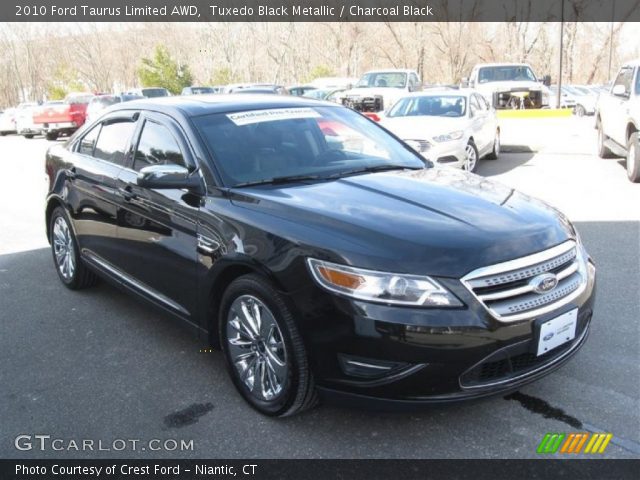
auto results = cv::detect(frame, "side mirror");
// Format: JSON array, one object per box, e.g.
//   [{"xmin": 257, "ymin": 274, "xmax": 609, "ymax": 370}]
[
  {"xmin": 612, "ymin": 84, "xmax": 627, "ymax": 97},
  {"xmin": 137, "ymin": 164, "xmax": 202, "ymax": 192},
  {"xmin": 542, "ymin": 75, "xmax": 551, "ymax": 87}
]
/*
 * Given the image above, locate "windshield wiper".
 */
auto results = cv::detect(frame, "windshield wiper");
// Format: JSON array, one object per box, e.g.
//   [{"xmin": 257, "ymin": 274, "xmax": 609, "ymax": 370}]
[
  {"xmin": 325, "ymin": 165, "xmax": 423, "ymax": 179},
  {"xmin": 233, "ymin": 174, "xmax": 324, "ymax": 188}
]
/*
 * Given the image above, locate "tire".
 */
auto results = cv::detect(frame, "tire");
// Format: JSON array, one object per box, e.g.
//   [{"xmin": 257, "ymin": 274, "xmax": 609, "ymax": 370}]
[
  {"xmin": 0, "ymin": 132, "xmax": 7, "ymax": 136},
  {"xmin": 574, "ymin": 105, "xmax": 585, "ymax": 117},
  {"xmin": 45, "ymin": 131, "xmax": 59, "ymax": 141},
  {"xmin": 219, "ymin": 274, "xmax": 318, "ymax": 417},
  {"xmin": 463, "ymin": 140, "xmax": 479, "ymax": 173},
  {"xmin": 597, "ymin": 120, "xmax": 613, "ymax": 158},
  {"xmin": 24, "ymin": 134, "xmax": 34, "ymax": 139},
  {"xmin": 50, "ymin": 207, "xmax": 98, "ymax": 290},
  {"xmin": 627, "ymin": 132, "xmax": 640, "ymax": 183},
  {"xmin": 485, "ymin": 129, "xmax": 500, "ymax": 160}
]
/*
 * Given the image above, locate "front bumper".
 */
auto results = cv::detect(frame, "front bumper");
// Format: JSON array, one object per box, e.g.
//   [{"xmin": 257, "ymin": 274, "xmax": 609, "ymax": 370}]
[
  {"xmin": 296, "ymin": 258, "xmax": 596, "ymax": 407},
  {"xmin": 422, "ymin": 138, "xmax": 467, "ymax": 168}
]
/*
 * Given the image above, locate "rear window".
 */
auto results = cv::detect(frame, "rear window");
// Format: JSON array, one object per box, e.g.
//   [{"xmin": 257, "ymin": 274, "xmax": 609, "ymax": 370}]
[{"xmin": 190, "ymin": 87, "xmax": 215, "ymax": 94}]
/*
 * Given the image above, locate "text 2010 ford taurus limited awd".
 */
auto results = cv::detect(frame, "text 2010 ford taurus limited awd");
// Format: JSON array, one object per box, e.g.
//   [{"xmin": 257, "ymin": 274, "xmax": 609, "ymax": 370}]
[{"xmin": 45, "ymin": 95, "xmax": 596, "ymax": 416}]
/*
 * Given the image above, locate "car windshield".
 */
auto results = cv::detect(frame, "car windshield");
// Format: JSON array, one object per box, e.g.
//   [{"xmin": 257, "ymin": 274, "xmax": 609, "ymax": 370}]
[
  {"xmin": 478, "ymin": 66, "xmax": 537, "ymax": 83},
  {"xmin": 302, "ymin": 89, "xmax": 331, "ymax": 99},
  {"xmin": 356, "ymin": 72, "xmax": 407, "ymax": 88},
  {"xmin": 388, "ymin": 95, "xmax": 467, "ymax": 118},
  {"xmin": 142, "ymin": 88, "xmax": 169, "ymax": 98},
  {"xmin": 194, "ymin": 106, "xmax": 426, "ymax": 187}
]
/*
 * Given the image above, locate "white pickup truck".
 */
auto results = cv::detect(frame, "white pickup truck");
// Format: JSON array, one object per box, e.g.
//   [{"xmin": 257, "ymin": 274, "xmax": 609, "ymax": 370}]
[
  {"xmin": 596, "ymin": 60, "xmax": 640, "ymax": 182},
  {"xmin": 464, "ymin": 63, "xmax": 551, "ymax": 109},
  {"xmin": 342, "ymin": 69, "xmax": 421, "ymax": 114}
]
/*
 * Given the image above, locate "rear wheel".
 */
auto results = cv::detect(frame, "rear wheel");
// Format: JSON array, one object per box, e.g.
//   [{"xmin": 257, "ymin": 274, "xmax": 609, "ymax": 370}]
[
  {"xmin": 219, "ymin": 274, "xmax": 318, "ymax": 416},
  {"xmin": 462, "ymin": 140, "xmax": 479, "ymax": 173},
  {"xmin": 50, "ymin": 207, "xmax": 98, "ymax": 289},
  {"xmin": 24, "ymin": 134, "xmax": 34, "ymax": 139},
  {"xmin": 597, "ymin": 120, "xmax": 613, "ymax": 158},
  {"xmin": 627, "ymin": 132, "xmax": 640, "ymax": 183},
  {"xmin": 45, "ymin": 131, "xmax": 59, "ymax": 141},
  {"xmin": 485, "ymin": 129, "xmax": 500, "ymax": 160}
]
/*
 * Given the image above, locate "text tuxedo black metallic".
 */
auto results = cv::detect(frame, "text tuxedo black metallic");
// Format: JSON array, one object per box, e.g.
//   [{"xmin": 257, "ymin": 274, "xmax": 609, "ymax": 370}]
[{"xmin": 45, "ymin": 96, "xmax": 596, "ymax": 416}]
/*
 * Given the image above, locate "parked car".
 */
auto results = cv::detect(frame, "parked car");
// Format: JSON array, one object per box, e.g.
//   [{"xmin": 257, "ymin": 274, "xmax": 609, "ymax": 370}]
[
  {"xmin": 45, "ymin": 95, "xmax": 595, "ymax": 416},
  {"xmin": 302, "ymin": 87, "xmax": 347, "ymax": 102},
  {"xmin": 464, "ymin": 63, "xmax": 551, "ymax": 109},
  {"xmin": 342, "ymin": 69, "xmax": 422, "ymax": 113},
  {"xmin": 563, "ymin": 85, "xmax": 597, "ymax": 117},
  {"xmin": 596, "ymin": 59, "xmax": 640, "ymax": 182},
  {"xmin": 549, "ymin": 85, "xmax": 577, "ymax": 109},
  {"xmin": 14, "ymin": 102, "xmax": 40, "ymax": 138},
  {"xmin": 287, "ymin": 85, "xmax": 317, "ymax": 96},
  {"xmin": 86, "ymin": 94, "xmax": 145, "ymax": 122},
  {"xmin": 33, "ymin": 93, "xmax": 94, "ymax": 140},
  {"xmin": 230, "ymin": 86, "xmax": 287, "ymax": 95},
  {"xmin": 181, "ymin": 86, "xmax": 217, "ymax": 95},
  {"xmin": 126, "ymin": 87, "xmax": 170, "ymax": 98},
  {"xmin": 380, "ymin": 89, "xmax": 500, "ymax": 172},
  {"xmin": 309, "ymin": 77, "xmax": 358, "ymax": 90},
  {"xmin": 0, "ymin": 108, "xmax": 17, "ymax": 135}
]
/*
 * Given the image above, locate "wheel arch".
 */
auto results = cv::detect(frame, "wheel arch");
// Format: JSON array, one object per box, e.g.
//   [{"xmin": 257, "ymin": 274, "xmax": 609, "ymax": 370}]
[
  {"xmin": 626, "ymin": 122, "xmax": 638, "ymax": 143},
  {"xmin": 45, "ymin": 196, "xmax": 66, "ymax": 243}
]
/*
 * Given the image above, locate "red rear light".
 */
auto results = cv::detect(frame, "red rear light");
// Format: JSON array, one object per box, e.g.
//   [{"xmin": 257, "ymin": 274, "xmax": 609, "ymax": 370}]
[{"xmin": 364, "ymin": 112, "xmax": 381, "ymax": 122}]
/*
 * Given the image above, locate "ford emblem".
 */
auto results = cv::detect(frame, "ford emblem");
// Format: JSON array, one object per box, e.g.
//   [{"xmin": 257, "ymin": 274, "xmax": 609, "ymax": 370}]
[
  {"xmin": 543, "ymin": 332, "xmax": 554, "ymax": 341},
  {"xmin": 529, "ymin": 273, "xmax": 558, "ymax": 295}
]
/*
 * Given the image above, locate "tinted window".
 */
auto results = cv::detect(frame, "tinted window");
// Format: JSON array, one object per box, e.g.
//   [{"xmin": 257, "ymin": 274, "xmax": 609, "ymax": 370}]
[
  {"xmin": 93, "ymin": 121, "xmax": 136, "ymax": 166},
  {"xmin": 141, "ymin": 88, "xmax": 169, "ymax": 98},
  {"xmin": 478, "ymin": 66, "xmax": 536, "ymax": 83},
  {"xmin": 133, "ymin": 121, "xmax": 185, "ymax": 171},
  {"xmin": 78, "ymin": 124, "xmax": 101, "ymax": 156}
]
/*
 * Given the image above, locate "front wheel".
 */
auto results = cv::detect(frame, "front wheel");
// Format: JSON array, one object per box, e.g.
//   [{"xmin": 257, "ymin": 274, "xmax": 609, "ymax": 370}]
[
  {"xmin": 219, "ymin": 274, "xmax": 318, "ymax": 416},
  {"xmin": 574, "ymin": 105, "xmax": 585, "ymax": 117},
  {"xmin": 627, "ymin": 132, "xmax": 640, "ymax": 183},
  {"xmin": 462, "ymin": 140, "xmax": 479, "ymax": 173},
  {"xmin": 50, "ymin": 207, "xmax": 98, "ymax": 289}
]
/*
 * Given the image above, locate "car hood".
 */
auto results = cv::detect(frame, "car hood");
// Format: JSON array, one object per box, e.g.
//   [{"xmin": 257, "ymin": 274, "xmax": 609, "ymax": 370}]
[
  {"xmin": 381, "ymin": 116, "xmax": 466, "ymax": 140},
  {"xmin": 229, "ymin": 168, "xmax": 574, "ymax": 278}
]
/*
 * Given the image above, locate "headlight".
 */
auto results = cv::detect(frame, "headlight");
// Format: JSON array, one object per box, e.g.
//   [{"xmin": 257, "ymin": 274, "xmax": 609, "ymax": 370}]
[
  {"xmin": 307, "ymin": 258, "xmax": 462, "ymax": 307},
  {"xmin": 433, "ymin": 130, "xmax": 464, "ymax": 143}
]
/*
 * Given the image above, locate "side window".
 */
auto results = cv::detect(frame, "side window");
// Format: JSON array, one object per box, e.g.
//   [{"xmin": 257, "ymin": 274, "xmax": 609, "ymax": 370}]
[
  {"xmin": 133, "ymin": 121, "xmax": 186, "ymax": 172},
  {"xmin": 613, "ymin": 68, "xmax": 633, "ymax": 95},
  {"xmin": 635, "ymin": 68, "xmax": 640, "ymax": 95},
  {"xmin": 409, "ymin": 73, "xmax": 419, "ymax": 88},
  {"xmin": 78, "ymin": 124, "xmax": 101, "ymax": 156},
  {"xmin": 93, "ymin": 121, "xmax": 137, "ymax": 166}
]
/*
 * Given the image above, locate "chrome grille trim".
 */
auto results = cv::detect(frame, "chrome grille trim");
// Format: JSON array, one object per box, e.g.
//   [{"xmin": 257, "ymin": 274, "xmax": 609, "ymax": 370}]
[{"xmin": 461, "ymin": 240, "xmax": 588, "ymax": 322}]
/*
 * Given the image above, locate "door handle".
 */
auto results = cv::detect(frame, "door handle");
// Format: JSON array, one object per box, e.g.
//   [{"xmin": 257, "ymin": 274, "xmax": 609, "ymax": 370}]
[
  {"xmin": 118, "ymin": 185, "xmax": 137, "ymax": 201},
  {"xmin": 66, "ymin": 167, "xmax": 76, "ymax": 180}
]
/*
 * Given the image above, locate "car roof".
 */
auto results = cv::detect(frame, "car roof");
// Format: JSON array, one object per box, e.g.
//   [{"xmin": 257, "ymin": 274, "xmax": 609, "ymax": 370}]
[{"xmin": 109, "ymin": 94, "xmax": 339, "ymax": 117}]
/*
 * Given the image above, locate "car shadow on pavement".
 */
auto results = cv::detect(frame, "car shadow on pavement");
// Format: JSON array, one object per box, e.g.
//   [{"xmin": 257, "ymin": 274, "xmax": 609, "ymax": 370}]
[{"xmin": 478, "ymin": 148, "xmax": 535, "ymax": 177}]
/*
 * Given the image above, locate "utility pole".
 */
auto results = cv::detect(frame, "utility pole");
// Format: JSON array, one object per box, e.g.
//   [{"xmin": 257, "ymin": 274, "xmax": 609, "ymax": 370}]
[
  {"xmin": 556, "ymin": 0, "xmax": 564, "ymax": 108},
  {"xmin": 608, "ymin": 1, "xmax": 616, "ymax": 80}
]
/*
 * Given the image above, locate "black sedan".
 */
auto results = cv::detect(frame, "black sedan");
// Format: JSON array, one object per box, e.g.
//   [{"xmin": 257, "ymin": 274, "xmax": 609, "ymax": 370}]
[{"xmin": 44, "ymin": 95, "xmax": 596, "ymax": 416}]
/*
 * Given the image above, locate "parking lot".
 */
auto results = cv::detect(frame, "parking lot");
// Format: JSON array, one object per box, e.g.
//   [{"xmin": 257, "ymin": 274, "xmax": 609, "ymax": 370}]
[{"xmin": 0, "ymin": 116, "xmax": 638, "ymax": 459}]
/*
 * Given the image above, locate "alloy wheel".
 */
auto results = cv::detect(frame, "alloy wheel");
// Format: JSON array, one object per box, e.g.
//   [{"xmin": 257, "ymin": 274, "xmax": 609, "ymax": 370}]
[
  {"xmin": 226, "ymin": 295, "xmax": 288, "ymax": 401},
  {"xmin": 52, "ymin": 216, "xmax": 75, "ymax": 280},
  {"xmin": 464, "ymin": 143, "xmax": 477, "ymax": 171}
]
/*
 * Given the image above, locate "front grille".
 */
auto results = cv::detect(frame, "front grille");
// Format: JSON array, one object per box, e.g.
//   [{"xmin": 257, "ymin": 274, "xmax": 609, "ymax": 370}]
[{"xmin": 462, "ymin": 241, "xmax": 587, "ymax": 322}]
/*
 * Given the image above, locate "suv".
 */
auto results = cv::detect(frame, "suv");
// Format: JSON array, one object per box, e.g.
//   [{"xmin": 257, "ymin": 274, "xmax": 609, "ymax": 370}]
[
  {"xmin": 596, "ymin": 60, "xmax": 640, "ymax": 182},
  {"xmin": 45, "ymin": 96, "xmax": 596, "ymax": 416},
  {"xmin": 465, "ymin": 63, "xmax": 551, "ymax": 109},
  {"xmin": 342, "ymin": 69, "xmax": 421, "ymax": 113}
]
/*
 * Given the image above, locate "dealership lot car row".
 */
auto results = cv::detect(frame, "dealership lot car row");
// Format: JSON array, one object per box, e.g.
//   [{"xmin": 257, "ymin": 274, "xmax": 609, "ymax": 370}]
[{"xmin": 43, "ymin": 94, "xmax": 597, "ymax": 416}]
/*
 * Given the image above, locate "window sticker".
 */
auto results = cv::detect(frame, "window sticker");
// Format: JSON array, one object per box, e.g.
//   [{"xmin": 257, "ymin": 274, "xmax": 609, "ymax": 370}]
[{"xmin": 227, "ymin": 107, "xmax": 321, "ymax": 126}]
